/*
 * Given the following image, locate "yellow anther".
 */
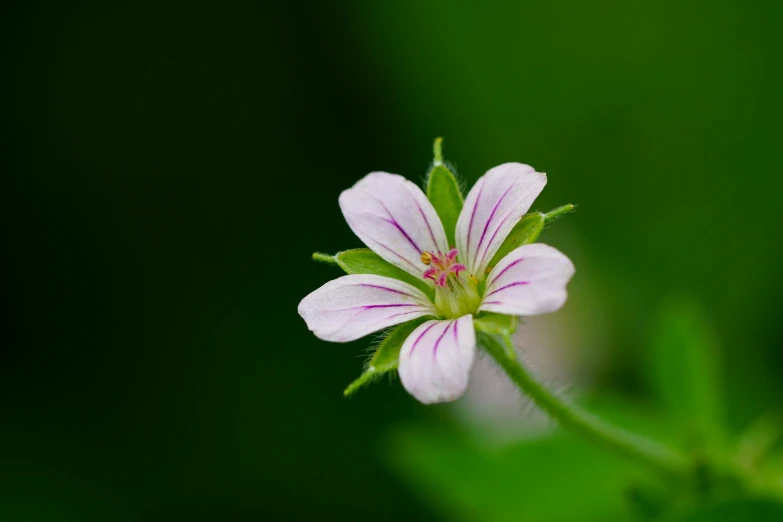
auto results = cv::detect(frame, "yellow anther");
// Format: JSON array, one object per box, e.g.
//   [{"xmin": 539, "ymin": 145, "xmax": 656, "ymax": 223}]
[
  {"xmin": 486, "ymin": 266, "xmax": 493, "ymax": 274},
  {"xmin": 420, "ymin": 251, "xmax": 432, "ymax": 265},
  {"xmin": 470, "ymin": 274, "xmax": 479, "ymax": 284}
]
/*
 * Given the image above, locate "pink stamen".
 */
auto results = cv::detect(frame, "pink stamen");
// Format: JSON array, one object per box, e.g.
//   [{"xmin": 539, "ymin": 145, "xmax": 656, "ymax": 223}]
[
  {"xmin": 437, "ymin": 272, "xmax": 447, "ymax": 287},
  {"xmin": 421, "ymin": 248, "xmax": 467, "ymax": 286}
]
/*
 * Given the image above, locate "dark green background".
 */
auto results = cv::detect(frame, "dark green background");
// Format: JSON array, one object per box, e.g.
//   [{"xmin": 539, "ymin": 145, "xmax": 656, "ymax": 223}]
[{"xmin": 2, "ymin": 1, "xmax": 782, "ymax": 520}]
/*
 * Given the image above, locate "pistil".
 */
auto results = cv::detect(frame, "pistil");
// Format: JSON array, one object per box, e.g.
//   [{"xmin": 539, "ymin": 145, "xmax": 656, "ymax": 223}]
[{"xmin": 421, "ymin": 248, "xmax": 481, "ymax": 318}]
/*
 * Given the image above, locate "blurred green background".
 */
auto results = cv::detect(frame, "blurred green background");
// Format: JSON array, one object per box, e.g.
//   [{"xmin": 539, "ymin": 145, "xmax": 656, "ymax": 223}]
[{"xmin": 2, "ymin": 1, "xmax": 782, "ymax": 520}]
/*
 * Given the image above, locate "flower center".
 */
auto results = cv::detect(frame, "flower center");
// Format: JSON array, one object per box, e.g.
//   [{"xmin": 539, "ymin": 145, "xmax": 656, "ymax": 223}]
[{"xmin": 421, "ymin": 248, "xmax": 481, "ymax": 319}]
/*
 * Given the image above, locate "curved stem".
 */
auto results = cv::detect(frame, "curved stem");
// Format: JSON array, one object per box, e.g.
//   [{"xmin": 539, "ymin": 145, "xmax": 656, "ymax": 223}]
[{"xmin": 481, "ymin": 333, "xmax": 690, "ymax": 477}]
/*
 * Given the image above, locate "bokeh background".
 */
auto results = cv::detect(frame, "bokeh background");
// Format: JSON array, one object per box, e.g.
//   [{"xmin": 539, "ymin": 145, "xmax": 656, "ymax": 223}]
[{"xmin": 2, "ymin": 1, "xmax": 782, "ymax": 520}]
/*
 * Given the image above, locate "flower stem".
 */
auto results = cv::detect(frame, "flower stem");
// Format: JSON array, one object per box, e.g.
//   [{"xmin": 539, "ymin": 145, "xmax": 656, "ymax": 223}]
[{"xmin": 481, "ymin": 333, "xmax": 690, "ymax": 477}]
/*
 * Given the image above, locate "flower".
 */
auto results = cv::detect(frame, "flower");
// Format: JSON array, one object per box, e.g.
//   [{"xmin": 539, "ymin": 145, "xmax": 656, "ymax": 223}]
[{"xmin": 298, "ymin": 163, "xmax": 575, "ymax": 404}]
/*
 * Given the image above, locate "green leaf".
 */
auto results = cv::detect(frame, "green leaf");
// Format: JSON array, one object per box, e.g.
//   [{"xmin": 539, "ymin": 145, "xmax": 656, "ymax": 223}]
[
  {"xmin": 474, "ymin": 313, "xmax": 517, "ymax": 336},
  {"xmin": 488, "ymin": 213, "xmax": 545, "ymax": 269},
  {"xmin": 647, "ymin": 295, "xmax": 724, "ymax": 447},
  {"xmin": 344, "ymin": 318, "xmax": 428, "ymax": 397},
  {"xmin": 426, "ymin": 140, "xmax": 463, "ymax": 246},
  {"xmin": 313, "ymin": 249, "xmax": 431, "ymax": 296}
]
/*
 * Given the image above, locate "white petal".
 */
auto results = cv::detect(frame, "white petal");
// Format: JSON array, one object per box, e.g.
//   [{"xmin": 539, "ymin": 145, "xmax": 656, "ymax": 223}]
[
  {"xmin": 478, "ymin": 243, "xmax": 575, "ymax": 316},
  {"xmin": 455, "ymin": 163, "xmax": 546, "ymax": 278},
  {"xmin": 398, "ymin": 315, "xmax": 476, "ymax": 404},
  {"xmin": 339, "ymin": 172, "xmax": 449, "ymax": 279},
  {"xmin": 298, "ymin": 274, "xmax": 435, "ymax": 343}
]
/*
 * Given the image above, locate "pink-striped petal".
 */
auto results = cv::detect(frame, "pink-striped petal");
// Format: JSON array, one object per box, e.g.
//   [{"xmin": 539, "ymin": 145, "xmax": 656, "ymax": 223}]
[
  {"xmin": 398, "ymin": 315, "xmax": 476, "ymax": 404},
  {"xmin": 339, "ymin": 172, "xmax": 449, "ymax": 279},
  {"xmin": 455, "ymin": 163, "xmax": 546, "ymax": 279},
  {"xmin": 298, "ymin": 274, "xmax": 435, "ymax": 343},
  {"xmin": 478, "ymin": 243, "xmax": 574, "ymax": 316}
]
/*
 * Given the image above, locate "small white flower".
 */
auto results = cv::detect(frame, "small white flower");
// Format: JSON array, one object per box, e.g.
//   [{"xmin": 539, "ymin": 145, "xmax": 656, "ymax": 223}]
[{"xmin": 298, "ymin": 163, "xmax": 575, "ymax": 404}]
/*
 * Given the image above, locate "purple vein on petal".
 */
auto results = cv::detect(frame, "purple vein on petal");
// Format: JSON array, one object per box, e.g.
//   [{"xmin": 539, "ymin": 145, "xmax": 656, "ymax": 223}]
[
  {"xmin": 388, "ymin": 216, "xmax": 422, "ymax": 255},
  {"xmin": 388, "ymin": 310, "xmax": 429, "ymax": 320},
  {"xmin": 356, "ymin": 284, "xmax": 419, "ymax": 298},
  {"xmin": 485, "ymin": 281, "xmax": 530, "ymax": 297},
  {"xmin": 488, "ymin": 257, "xmax": 526, "ymax": 284},
  {"xmin": 473, "ymin": 183, "xmax": 515, "ymax": 270},
  {"xmin": 334, "ymin": 305, "xmax": 428, "ymax": 333},
  {"xmin": 477, "ymin": 202, "xmax": 522, "ymax": 269},
  {"xmin": 371, "ymin": 240, "xmax": 423, "ymax": 272},
  {"xmin": 464, "ymin": 182, "xmax": 484, "ymax": 266},
  {"xmin": 413, "ymin": 196, "xmax": 439, "ymax": 250},
  {"xmin": 329, "ymin": 303, "xmax": 424, "ymax": 313},
  {"xmin": 432, "ymin": 320, "xmax": 452, "ymax": 359},
  {"xmin": 369, "ymin": 194, "xmax": 422, "ymax": 254},
  {"xmin": 408, "ymin": 322, "xmax": 438, "ymax": 357},
  {"xmin": 361, "ymin": 303, "xmax": 421, "ymax": 309},
  {"xmin": 345, "ymin": 212, "xmax": 422, "ymax": 271},
  {"xmin": 331, "ymin": 306, "xmax": 426, "ymax": 332}
]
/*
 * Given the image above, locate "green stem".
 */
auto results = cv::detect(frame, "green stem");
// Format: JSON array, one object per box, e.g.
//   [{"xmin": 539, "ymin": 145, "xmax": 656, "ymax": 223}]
[{"xmin": 481, "ymin": 333, "xmax": 689, "ymax": 477}]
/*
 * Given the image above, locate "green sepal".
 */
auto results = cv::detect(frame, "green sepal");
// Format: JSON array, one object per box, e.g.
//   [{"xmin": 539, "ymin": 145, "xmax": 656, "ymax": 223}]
[
  {"xmin": 487, "ymin": 213, "xmax": 545, "ymax": 269},
  {"xmin": 474, "ymin": 312, "xmax": 518, "ymax": 337},
  {"xmin": 312, "ymin": 252, "xmax": 339, "ymax": 265},
  {"xmin": 312, "ymin": 249, "xmax": 432, "ymax": 296},
  {"xmin": 344, "ymin": 318, "xmax": 429, "ymax": 397},
  {"xmin": 487, "ymin": 204, "xmax": 577, "ymax": 270},
  {"xmin": 543, "ymin": 203, "xmax": 576, "ymax": 223},
  {"xmin": 425, "ymin": 138, "xmax": 463, "ymax": 246}
]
